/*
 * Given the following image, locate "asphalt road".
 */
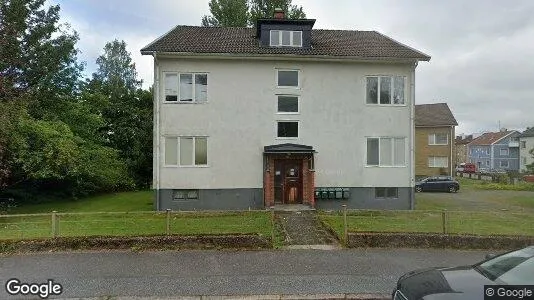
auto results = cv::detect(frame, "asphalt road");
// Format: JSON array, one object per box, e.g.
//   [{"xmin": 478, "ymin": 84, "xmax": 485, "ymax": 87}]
[{"xmin": 0, "ymin": 248, "xmax": 493, "ymax": 299}]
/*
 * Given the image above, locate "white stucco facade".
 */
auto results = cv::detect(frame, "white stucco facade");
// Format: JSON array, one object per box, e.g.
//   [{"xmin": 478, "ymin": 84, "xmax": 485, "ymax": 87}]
[{"xmin": 152, "ymin": 56, "xmax": 417, "ymax": 190}]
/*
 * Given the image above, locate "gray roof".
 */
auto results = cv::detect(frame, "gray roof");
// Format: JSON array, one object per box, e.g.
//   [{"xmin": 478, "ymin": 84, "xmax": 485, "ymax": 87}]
[
  {"xmin": 264, "ymin": 143, "xmax": 315, "ymax": 153},
  {"xmin": 519, "ymin": 127, "xmax": 534, "ymax": 138},
  {"xmin": 141, "ymin": 25, "xmax": 430, "ymax": 61},
  {"xmin": 415, "ymin": 103, "xmax": 458, "ymax": 127}
]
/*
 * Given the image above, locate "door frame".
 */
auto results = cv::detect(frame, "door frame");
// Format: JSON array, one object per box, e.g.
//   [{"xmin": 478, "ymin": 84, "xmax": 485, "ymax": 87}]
[{"xmin": 273, "ymin": 158, "xmax": 303, "ymax": 204}]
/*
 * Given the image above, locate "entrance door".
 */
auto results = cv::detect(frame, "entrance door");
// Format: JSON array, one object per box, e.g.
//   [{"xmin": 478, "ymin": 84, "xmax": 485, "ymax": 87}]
[{"xmin": 273, "ymin": 159, "xmax": 303, "ymax": 204}]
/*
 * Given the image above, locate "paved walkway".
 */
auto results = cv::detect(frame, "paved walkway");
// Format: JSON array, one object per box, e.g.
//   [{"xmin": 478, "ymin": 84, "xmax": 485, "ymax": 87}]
[{"xmin": 275, "ymin": 210, "xmax": 340, "ymax": 247}]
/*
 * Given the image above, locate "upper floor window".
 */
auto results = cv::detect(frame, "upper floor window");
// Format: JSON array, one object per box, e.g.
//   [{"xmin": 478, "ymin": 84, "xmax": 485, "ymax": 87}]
[
  {"xmin": 270, "ymin": 30, "xmax": 302, "ymax": 47},
  {"xmin": 500, "ymin": 149, "xmax": 509, "ymax": 156},
  {"xmin": 366, "ymin": 76, "xmax": 405, "ymax": 105},
  {"xmin": 521, "ymin": 141, "xmax": 526, "ymax": 149},
  {"xmin": 277, "ymin": 69, "xmax": 299, "ymax": 88},
  {"xmin": 277, "ymin": 95, "xmax": 299, "ymax": 114},
  {"xmin": 164, "ymin": 72, "xmax": 208, "ymax": 103},
  {"xmin": 277, "ymin": 121, "xmax": 299, "ymax": 138},
  {"xmin": 429, "ymin": 133, "xmax": 448, "ymax": 145},
  {"xmin": 366, "ymin": 137, "xmax": 406, "ymax": 167}
]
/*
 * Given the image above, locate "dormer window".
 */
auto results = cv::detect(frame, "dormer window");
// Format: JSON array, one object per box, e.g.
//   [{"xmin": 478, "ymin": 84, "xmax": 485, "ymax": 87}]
[{"xmin": 270, "ymin": 30, "xmax": 302, "ymax": 47}]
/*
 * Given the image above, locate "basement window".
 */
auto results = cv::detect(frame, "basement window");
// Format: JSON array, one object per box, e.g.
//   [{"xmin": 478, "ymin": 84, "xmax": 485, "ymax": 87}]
[
  {"xmin": 173, "ymin": 190, "xmax": 199, "ymax": 201},
  {"xmin": 375, "ymin": 187, "xmax": 398, "ymax": 199}
]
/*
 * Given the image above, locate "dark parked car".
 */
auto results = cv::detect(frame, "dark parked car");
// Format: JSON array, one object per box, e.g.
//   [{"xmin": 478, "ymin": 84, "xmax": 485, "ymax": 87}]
[
  {"xmin": 415, "ymin": 176, "xmax": 459, "ymax": 193},
  {"xmin": 392, "ymin": 246, "xmax": 534, "ymax": 300}
]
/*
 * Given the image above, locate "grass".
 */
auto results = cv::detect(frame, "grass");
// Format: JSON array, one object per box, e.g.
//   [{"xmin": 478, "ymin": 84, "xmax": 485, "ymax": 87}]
[
  {"xmin": 0, "ymin": 211, "xmax": 272, "ymax": 240},
  {"xmin": 320, "ymin": 210, "xmax": 534, "ymax": 239},
  {"xmin": 1, "ymin": 190, "xmax": 272, "ymax": 241},
  {"xmin": 8, "ymin": 190, "xmax": 154, "ymax": 214},
  {"xmin": 457, "ymin": 177, "xmax": 534, "ymax": 191}
]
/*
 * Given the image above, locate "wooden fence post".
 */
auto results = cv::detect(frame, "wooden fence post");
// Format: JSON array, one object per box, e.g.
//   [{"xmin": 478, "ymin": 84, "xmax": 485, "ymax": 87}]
[
  {"xmin": 441, "ymin": 210, "xmax": 448, "ymax": 234},
  {"xmin": 342, "ymin": 204, "xmax": 348, "ymax": 243},
  {"xmin": 166, "ymin": 209, "xmax": 171, "ymax": 236},
  {"xmin": 51, "ymin": 211, "xmax": 58, "ymax": 238}
]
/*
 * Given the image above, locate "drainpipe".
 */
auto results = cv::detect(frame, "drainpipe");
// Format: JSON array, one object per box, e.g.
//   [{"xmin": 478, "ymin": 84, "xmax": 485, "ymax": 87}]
[
  {"xmin": 409, "ymin": 61, "xmax": 417, "ymax": 210},
  {"xmin": 153, "ymin": 52, "xmax": 161, "ymax": 211}
]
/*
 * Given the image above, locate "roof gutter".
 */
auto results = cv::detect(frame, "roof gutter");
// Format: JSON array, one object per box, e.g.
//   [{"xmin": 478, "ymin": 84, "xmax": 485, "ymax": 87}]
[{"xmin": 139, "ymin": 51, "xmax": 430, "ymax": 63}]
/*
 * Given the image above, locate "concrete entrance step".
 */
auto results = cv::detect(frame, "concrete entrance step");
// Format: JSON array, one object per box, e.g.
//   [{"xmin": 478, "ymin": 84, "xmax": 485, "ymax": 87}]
[{"xmin": 273, "ymin": 204, "xmax": 315, "ymax": 212}]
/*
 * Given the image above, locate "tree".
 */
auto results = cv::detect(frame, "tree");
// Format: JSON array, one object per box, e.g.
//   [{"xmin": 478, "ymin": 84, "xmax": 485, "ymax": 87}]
[
  {"xmin": 201, "ymin": 0, "xmax": 305, "ymax": 27},
  {"xmin": 89, "ymin": 40, "xmax": 153, "ymax": 188},
  {"xmin": 202, "ymin": 0, "xmax": 249, "ymax": 27},
  {"xmin": 0, "ymin": 0, "xmax": 83, "ymax": 118},
  {"xmin": 248, "ymin": 0, "xmax": 306, "ymax": 25}
]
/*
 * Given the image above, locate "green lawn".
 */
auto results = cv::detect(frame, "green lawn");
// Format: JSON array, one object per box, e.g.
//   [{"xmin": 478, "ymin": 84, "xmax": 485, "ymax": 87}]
[
  {"xmin": 8, "ymin": 190, "xmax": 154, "ymax": 214},
  {"xmin": 1, "ymin": 190, "xmax": 272, "ymax": 240},
  {"xmin": 320, "ymin": 210, "xmax": 534, "ymax": 240},
  {"xmin": 0, "ymin": 211, "xmax": 272, "ymax": 240}
]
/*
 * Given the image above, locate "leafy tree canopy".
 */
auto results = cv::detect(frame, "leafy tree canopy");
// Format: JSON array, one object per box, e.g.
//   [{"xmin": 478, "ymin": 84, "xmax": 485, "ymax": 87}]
[{"xmin": 201, "ymin": 0, "xmax": 306, "ymax": 27}]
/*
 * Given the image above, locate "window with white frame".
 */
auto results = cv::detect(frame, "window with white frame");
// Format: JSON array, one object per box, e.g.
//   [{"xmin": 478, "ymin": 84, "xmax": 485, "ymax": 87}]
[
  {"xmin": 165, "ymin": 136, "xmax": 208, "ymax": 166},
  {"xmin": 277, "ymin": 69, "xmax": 299, "ymax": 87},
  {"xmin": 500, "ymin": 160, "xmax": 509, "ymax": 168},
  {"xmin": 164, "ymin": 73, "xmax": 207, "ymax": 103},
  {"xmin": 428, "ymin": 133, "xmax": 448, "ymax": 145},
  {"xmin": 500, "ymin": 148, "xmax": 509, "ymax": 156},
  {"xmin": 486, "ymin": 148, "xmax": 490, "ymax": 155},
  {"xmin": 428, "ymin": 156, "xmax": 448, "ymax": 168},
  {"xmin": 270, "ymin": 30, "xmax": 302, "ymax": 47},
  {"xmin": 521, "ymin": 141, "xmax": 526, "ymax": 149},
  {"xmin": 366, "ymin": 76, "xmax": 405, "ymax": 105},
  {"xmin": 375, "ymin": 187, "xmax": 398, "ymax": 199},
  {"xmin": 366, "ymin": 137, "xmax": 406, "ymax": 166},
  {"xmin": 277, "ymin": 95, "xmax": 299, "ymax": 113},
  {"xmin": 486, "ymin": 160, "xmax": 490, "ymax": 166},
  {"xmin": 277, "ymin": 121, "xmax": 298, "ymax": 138}
]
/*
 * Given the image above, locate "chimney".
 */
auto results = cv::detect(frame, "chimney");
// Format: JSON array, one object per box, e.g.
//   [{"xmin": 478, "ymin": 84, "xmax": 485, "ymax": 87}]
[{"xmin": 273, "ymin": 8, "xmax": 285, "ymax": 19}]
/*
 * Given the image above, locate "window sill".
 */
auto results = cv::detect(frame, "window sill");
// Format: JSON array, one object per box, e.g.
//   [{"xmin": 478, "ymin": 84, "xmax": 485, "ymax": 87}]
[
  {"xmin": 276, "ymin": 86, "xmax": 301, "ymax": 90},
  {"xmin": 365, "ymin": 165, "xmax": 407, "ymax": 168},
  {"xmin": 365, "ymin": 103, "xmax": 407, "ymax": 107},
  {"xmin": 163, "ymin": 165, "xmax": 210, "ymax": 168},
  {"xmin": 276, "ymin": 112, "xmax": 300, "ymax": 115},
  {"xmin": 163, "ymin": 101, "xmax": 208, "ymax": 104}
]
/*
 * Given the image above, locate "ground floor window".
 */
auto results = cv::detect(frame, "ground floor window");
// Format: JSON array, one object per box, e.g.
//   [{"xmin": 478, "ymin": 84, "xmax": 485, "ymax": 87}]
[
  {"xmin": 428, "ymin": 156, "xmax": 448, "ymax": 168},
  {"xmin": 500, "ymin": 160, "xmax": 509, "ymax": 168},
  {"xmin": 366, "ymin": 137, "xmax": 406, "ymax": 166},
  {"xmin": 375, "ymin": 187, "xmax": 398, "ymax": 199},
  {"xmin": 165, "ymin": 136, "xmax": 208, "ymax": 166}
]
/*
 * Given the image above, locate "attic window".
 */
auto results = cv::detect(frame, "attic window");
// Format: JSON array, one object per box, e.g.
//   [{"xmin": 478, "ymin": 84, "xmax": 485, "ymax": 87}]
[{"xmin": 270, "ymin": 30, "xmax": 302, "ymax": 47}]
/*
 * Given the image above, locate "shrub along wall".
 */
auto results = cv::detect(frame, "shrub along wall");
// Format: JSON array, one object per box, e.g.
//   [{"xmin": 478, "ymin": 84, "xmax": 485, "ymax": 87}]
[{"xmin": 0, "ymin": 234, "xmax": 271, "ymax": 254}]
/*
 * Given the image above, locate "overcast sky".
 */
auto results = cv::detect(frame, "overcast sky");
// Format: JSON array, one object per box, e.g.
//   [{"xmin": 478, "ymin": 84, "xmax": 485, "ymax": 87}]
[{"xmin": 49, "ymin": 0, "xmax": 534, "ymax": 135}]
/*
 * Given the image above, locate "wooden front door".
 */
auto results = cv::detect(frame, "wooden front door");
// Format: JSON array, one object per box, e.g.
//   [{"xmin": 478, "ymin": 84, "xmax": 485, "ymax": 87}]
[{"xmin": 274, "ymin": 159, "xmax": 303, "ymax": 204}]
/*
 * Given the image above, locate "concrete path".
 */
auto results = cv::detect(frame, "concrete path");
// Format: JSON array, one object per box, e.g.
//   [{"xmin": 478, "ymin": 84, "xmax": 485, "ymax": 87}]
[
  {"xmin": 275, "ymin": 211, "xmax": 339, "ymax": 247},
  {"xmin": 0, "ymin": 248, "xmax": 493, "ymax": 299}
]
